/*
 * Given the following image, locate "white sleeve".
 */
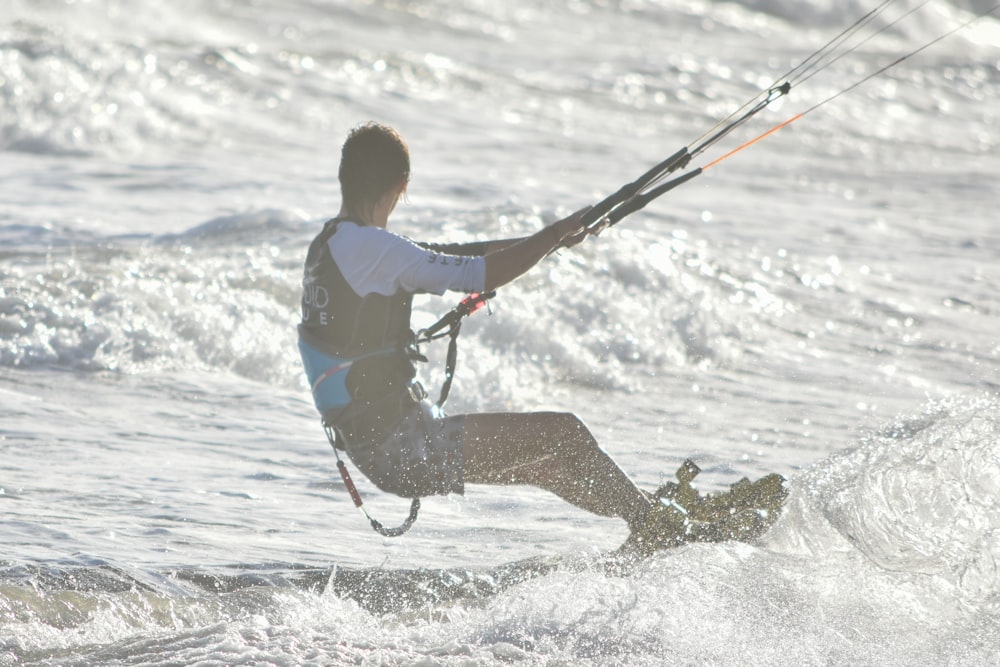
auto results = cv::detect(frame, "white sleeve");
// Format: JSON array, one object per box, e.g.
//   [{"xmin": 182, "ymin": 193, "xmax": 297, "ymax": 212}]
[{"xmin": 328, "ymin": 223, "xmax": 487, "ymax": 297}]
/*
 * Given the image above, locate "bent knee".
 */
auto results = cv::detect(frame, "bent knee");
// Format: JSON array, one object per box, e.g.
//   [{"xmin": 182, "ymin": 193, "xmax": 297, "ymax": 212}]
[
  {"xmin": 534, "ymin": 411, "xmax": 593, "ymax": 442},
  {"xmin": 532, "ymin": 410, "xmax": 579, "ymax": 425}
]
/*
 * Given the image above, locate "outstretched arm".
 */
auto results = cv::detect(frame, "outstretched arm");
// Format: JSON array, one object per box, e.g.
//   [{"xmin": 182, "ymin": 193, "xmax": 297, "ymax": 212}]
[
  {"xmin": 483, "ymin": 207, "xmax": 590, "ymax": 292},
  {"xmin": 419, "ymin": 206, "xmax": 599, "ymax": 259},
  {"xmin": 418, "ymin": 236, "xmax": 524, "ymax": 257}
]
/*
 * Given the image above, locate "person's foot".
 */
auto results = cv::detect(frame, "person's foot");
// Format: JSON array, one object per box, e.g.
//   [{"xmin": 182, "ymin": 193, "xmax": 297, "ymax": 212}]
[
  {"xmin": 616, "ymin": 460, "xmax": 788, "ymax": 559},
  {"xmin": 616, "ymin": 496, "xmax": 690, "ymax": 558}
]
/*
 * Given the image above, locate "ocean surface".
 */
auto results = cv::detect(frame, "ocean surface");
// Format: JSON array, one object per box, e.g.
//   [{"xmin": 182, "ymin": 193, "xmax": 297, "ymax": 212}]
[{"xmin": 2, "ymin": 0, "xmax": 999, "ymax": 664}]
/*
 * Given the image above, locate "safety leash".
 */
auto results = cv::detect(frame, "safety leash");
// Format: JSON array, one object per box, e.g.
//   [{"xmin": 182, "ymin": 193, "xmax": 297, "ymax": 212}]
[{"xmin": 325, "ymin": 424, "xmax": 421, "ymax": 538}]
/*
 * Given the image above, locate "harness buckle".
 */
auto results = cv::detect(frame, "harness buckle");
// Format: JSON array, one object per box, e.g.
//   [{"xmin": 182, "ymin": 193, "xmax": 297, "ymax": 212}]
[{"xmin": 407, "ymin": 382, "xmax": 428, "ymax": 403}]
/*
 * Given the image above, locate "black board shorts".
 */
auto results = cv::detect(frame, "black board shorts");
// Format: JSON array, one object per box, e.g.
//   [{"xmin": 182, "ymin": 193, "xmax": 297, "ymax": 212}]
[{"xmin": 343, "ymin": 399, "xmax": 466, "ymax": 498}]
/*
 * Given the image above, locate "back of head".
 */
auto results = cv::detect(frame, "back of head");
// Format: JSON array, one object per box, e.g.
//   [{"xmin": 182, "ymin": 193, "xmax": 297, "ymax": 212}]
[{"xmin": 339, "ymin": 122, "xmax": 410, "ymax": 217}]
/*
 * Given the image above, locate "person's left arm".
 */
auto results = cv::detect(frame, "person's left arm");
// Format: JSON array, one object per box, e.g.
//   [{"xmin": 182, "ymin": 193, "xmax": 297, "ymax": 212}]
[
  {"xmin": 417, "ymin": 237, "xmax": 524, "ymax": 257},
  {"xmin": 418, "ymin": 218, "xmax": 600, "ymax": 257}
]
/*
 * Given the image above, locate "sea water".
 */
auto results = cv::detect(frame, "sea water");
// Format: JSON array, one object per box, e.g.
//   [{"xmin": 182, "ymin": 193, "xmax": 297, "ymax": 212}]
[{"xmin": 1, "ymin": 0, "xmax": 999, "ymax": 664}]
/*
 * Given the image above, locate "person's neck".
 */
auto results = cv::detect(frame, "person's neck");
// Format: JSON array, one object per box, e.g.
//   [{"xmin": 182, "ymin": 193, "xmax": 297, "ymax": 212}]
[
  {"xmin": 338, "ymin": 200, "xmax": 392, "ymax": 229},
  {"xmin": 337, "ymin": 197, "xmax": 396, "ymax": 229}
]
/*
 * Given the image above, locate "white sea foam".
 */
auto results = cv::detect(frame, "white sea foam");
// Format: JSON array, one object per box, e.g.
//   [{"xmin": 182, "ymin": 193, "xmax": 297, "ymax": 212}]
[{"xmin": 2, "ymin": 0, "xmax": 998, "ymax": 664}]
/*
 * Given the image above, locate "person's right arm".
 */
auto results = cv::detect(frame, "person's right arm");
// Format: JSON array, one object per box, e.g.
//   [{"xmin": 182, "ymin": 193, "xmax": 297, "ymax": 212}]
[{"xmin": 331, "ymin": 210, "xmax": 590, "ymax": 298}]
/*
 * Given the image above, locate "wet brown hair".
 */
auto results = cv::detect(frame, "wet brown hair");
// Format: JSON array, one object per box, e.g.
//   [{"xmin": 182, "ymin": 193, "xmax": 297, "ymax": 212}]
[{"xmin": 338, "ymin": 122, "xmax": 410, "ymax": 219}]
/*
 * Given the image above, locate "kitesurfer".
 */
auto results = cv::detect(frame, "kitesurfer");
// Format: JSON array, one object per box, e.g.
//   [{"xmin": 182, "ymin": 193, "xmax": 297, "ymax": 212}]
[{"xmin": 298, "ymin": 122, "xmax": 678, "ymax": 554}]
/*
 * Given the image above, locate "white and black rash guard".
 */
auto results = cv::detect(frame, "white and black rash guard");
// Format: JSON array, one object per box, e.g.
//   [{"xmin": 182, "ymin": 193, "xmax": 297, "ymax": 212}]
[
  {"xmin": 298, "ymin": 219, "xmax": 489, "ymax": 419},
  {"xmin": 328, "ymin": 221, "xmax": 487, "ymax": 298}
]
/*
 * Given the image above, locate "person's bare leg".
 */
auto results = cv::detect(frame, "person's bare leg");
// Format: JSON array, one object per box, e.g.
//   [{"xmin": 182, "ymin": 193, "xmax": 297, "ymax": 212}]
[{"xmin": 460, "ymin": 411, "xmax": 651, "ymax": 530}]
